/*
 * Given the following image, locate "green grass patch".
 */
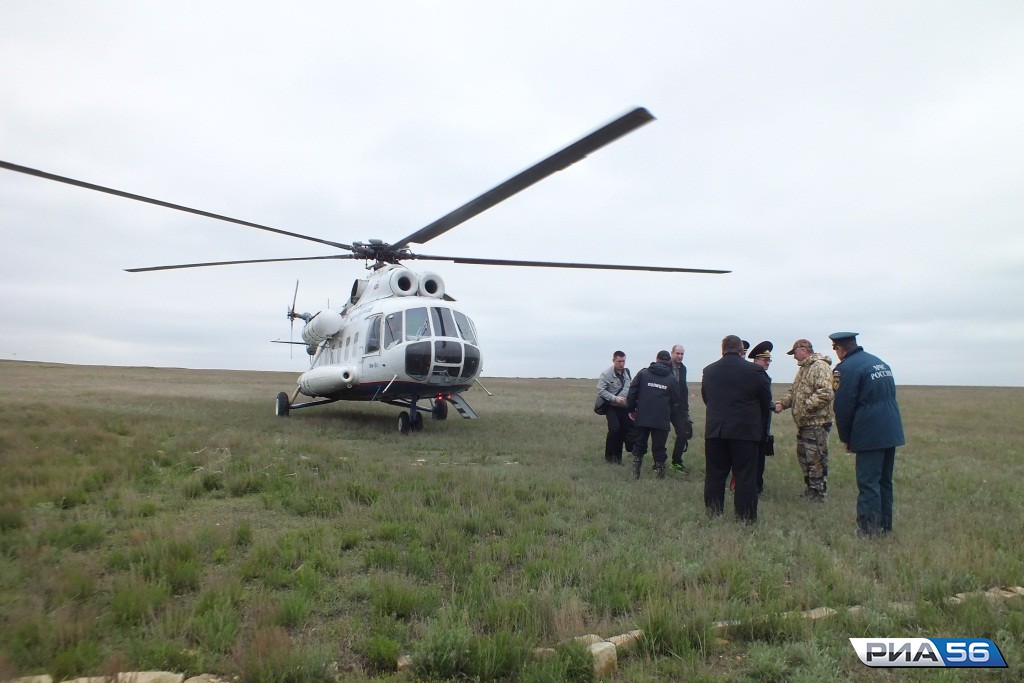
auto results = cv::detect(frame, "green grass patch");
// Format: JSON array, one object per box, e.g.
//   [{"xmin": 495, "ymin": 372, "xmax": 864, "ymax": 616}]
[{"xmin": 1, "ymin": 363, "xmax": 1022, "ymax": 680}]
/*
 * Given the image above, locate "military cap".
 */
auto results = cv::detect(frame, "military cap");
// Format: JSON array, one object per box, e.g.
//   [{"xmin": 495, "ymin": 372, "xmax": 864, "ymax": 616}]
[
  {"xmin": 656, "ymin": 349, "xmax": 671, "ymax": 361},
  {"xmin": 786, "ymin": 338, "xmax": 813, "ymax": 355},
  {"xmin": 742, "ymin": 339, "xmax": 750, "ymax": 351},
  {"xmin": 828, "ymin": 331, "xmax": 858, "ymax": 342},
  {"xmin": 749, "ymin": 340, "xmax": 773, "ymax": 360}
]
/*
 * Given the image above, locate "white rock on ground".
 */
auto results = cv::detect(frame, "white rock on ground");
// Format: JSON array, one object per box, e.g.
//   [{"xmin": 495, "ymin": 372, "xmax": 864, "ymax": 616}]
[{"xmin": 589, "ymin": 641, "xmax": 617, "ymax": 677}]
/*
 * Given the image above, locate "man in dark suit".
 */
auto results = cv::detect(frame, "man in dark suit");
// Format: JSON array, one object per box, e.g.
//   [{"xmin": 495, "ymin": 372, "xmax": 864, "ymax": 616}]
[{"xmin": 701, "ymin": 335, "xmax": 773, "ymax": 522}]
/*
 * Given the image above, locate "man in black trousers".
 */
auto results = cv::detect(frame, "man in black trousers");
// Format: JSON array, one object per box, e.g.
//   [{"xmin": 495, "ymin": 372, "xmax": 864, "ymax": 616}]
[{"xmin": 701, "ymin": 335, "xmax": 773, "ymax": 522}]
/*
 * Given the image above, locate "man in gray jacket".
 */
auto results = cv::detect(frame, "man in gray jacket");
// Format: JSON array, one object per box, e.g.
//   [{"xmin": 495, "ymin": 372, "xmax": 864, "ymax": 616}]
[{"xmin": 597, "ymin": 350, "xmax": 634, "ymax": 464}]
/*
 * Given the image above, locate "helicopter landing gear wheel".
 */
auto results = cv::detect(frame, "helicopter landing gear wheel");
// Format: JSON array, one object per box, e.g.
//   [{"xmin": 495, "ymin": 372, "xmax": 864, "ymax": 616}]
[
  {"xmin": 275, "ymin": 391, "xmax": 290, "ymax": 417},
  {"xmin": 398, "ymin": 411, "xmax": 411, "ymax": 435},
  {"xmin": 432, "ymin": 399, "xmax": 448, "ymax": 421},
  {"xmin": 410, "ymin": 411, "xmax": 424, "ymax": 432}
]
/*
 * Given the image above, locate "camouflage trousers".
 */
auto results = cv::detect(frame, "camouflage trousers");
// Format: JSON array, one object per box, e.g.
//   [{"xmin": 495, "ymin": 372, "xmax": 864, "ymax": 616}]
[{"xmin": 796, "ymin": 424, "xmax": 831, "ymax": 498}]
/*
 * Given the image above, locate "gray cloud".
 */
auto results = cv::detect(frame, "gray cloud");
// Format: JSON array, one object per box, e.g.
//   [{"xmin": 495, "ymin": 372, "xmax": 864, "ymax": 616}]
[{"xmin": 2, "ymin": 2, "xmax": 1022, "ymax": 387}]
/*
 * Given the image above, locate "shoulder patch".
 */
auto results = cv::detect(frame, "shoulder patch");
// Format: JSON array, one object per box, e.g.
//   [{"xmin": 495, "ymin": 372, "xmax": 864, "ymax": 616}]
[{"xmin": 832, "ymin": 369, "xmax": 841, "ymax": 391}]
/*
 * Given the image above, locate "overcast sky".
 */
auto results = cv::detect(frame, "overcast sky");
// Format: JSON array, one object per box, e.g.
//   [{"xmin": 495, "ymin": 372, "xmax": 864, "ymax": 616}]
[{"xmin": 2, "ymin": 2, "xmax": 1022, "ymax": 387}]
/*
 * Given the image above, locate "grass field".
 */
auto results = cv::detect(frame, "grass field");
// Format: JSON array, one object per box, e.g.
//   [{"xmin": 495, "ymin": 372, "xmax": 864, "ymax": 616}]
[{"xmin": 1, "ymin": 360, "xmax": 1022, "ymax": 681}]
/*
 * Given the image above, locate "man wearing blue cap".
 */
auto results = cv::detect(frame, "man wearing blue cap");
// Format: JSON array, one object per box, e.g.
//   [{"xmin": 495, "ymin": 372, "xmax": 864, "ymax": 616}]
[{"xmin": 829, "ymin": 332, "xmax": 905, "ymax": 537}]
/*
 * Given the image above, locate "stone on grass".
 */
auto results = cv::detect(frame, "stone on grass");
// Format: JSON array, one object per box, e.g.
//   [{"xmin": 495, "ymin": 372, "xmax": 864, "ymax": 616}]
[
  {"xmin": 606, "ymin": 629, "xmax": 642, "ymax": 652},
  {"xmin": 589, "ymin": 641, "xmax": 617, "ymax": 677},
  {"xmin": 117, "ymin": 673, "xmax": 184, "ymax": 683}
]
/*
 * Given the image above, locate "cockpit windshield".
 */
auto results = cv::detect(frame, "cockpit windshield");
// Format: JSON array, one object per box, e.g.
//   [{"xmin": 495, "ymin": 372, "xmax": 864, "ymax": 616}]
[
  {"xmin": 400, "ymin": 306, "xmax": 478, "ymax": 344},
  {"xmin": 405, "ymin": 307, "xmax": 430, "ymax": 342},
  {"xmin": 453, "ymin": 310, "xmax": 478, "ymax": 344},
  {"xmin": 429, "ymin": 307, "xmax": 458, "ymax": 338}
]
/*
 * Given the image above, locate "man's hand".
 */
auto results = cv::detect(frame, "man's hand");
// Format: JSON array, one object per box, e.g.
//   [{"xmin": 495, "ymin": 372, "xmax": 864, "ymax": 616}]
[
  {"xmin": 628, "ymin": 412, "xmax": 637, "ymax": 421},
  {"xmin": 615, "ymin": 396, "xmax": 626, "ymax": 405}
]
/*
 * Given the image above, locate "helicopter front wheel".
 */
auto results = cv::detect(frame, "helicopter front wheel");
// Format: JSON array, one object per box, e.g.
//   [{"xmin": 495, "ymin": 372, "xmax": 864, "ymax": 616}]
[
  {"xmin": 398, "ymin": 411, "xmax": 411, "ymax": 435},
  {"xmin": 275, "ymin": 392, "xmax": 290, "ymax": 417}
]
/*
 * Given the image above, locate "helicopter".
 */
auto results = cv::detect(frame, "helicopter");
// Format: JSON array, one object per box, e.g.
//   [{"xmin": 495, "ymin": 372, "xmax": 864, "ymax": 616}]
[{"xmin": 1, "ymin": 107, "xmax": 729, "ymax": 434}]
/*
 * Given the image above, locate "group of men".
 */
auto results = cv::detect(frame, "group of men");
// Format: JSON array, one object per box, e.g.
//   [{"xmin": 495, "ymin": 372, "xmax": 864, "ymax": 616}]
[
  {"xmin": 596, "ymin": 332, "xmax": 905, "ymax": 537},
  {"xmin": 597, "ymin": 345, "xmax": 689, "ymax": 477}
]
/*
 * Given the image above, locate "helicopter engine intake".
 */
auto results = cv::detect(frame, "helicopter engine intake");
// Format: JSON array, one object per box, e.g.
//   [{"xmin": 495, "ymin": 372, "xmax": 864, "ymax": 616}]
[
  {"xmin": 417, "ymin": 272, "xmax": 445, "ymax": 299},
  {"xmin": 388, "ymin": 267, "xmax": 419, "ymax": 296}
]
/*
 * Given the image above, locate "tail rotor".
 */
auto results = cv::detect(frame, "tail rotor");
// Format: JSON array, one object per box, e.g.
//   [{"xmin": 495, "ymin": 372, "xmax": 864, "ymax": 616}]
[{"xmin": 284, "ymin": 280, "xmax": 313, "ymax": 359}]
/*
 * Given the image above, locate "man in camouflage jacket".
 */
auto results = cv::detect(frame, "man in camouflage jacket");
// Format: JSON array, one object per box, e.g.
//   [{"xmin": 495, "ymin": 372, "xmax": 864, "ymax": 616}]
[{"xmin": 774, "ymin": 338, "xmax": 834, "ymax": 501}]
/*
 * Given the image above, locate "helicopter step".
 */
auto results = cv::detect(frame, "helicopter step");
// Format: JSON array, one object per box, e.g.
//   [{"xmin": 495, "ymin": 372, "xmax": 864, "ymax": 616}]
[{"xmin": 448, "ymin": 393, "xmax": 478, "ymax": 420}]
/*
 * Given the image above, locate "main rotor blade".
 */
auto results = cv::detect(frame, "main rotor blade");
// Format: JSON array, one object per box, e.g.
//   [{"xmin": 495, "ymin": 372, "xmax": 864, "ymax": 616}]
[
  {"xmin": 390, "ymin": 107, "xmax": 656, "ymax": 250},
  {"xmin": 411, "ymin": 253, "xmax": 729, "ymax": 274},
  {"xmin": 126, "ymin": 255, "xmax": 358, "ymax": 272},
  {"xmin": 0, "ymin": 159, "xmax": 352, "ymax": 251}
]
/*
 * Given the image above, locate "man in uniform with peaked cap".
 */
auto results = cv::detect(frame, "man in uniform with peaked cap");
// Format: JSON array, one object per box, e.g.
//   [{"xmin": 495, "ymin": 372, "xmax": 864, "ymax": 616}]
[
  {"xmin": 829, "ymin": 331, "xmax": 905, "ymax": 537},
  {"xmin": 748, "ymin": 341, "xmax": 774, "ymax": 495}
]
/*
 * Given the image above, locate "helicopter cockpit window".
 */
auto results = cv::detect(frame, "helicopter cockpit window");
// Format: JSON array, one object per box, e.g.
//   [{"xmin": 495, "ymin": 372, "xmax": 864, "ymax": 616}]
[
  {"xmin": 365, "ymin": 314, "xmax": 382, "ymax": 354},
  {"xmin": 405, "ymin": 307, "xmax": 430, "ymax": 342},
  {"xmin": 383, "ymin": 312, "xmax": 402, "ymax": 349},
  {"xmin": 453, "ymin": 310, "xmax": 478, "ymax": 345},
  {"xmin": 430, "ymin": 307, "xmax": 458, "ymax": 338}
]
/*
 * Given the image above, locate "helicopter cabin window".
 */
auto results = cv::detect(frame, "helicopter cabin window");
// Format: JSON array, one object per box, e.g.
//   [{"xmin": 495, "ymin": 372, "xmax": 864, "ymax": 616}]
[
  {"xmin": 382, "ymin": 312, "xmax": 402, "ymax": 349},
  {"xmin": 430, "ymin": 307, "xmax": 458, "ymax": 338},
  {"xmin": 453, "ymin": 310, "xmax": 478, "ymax": 345},
  {"xmin": 405, "ymin": 307, "xmax": 430, "ymax": 342},
  {"xmin": 364, "ymin": 314, "xmax": 382, "ymax": 354}
]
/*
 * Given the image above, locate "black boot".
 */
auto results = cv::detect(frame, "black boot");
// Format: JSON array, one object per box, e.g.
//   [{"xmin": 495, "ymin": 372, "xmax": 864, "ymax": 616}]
[
  {"xmin": 655, "ymin": 463, "xmax": 666, "ymax": 479},
  {"xmin": 632, "ymin": 454, "xmax": 642, "ymax": 480}
]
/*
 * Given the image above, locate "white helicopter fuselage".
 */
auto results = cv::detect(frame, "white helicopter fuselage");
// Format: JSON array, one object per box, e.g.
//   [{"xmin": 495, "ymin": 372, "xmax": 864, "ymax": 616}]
[{"xmin": 294, "ymin": 264, "xmax": 482, "ymax": 405}]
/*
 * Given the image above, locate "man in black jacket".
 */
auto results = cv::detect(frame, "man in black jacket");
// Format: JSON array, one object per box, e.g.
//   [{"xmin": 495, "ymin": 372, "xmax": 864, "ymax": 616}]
[
  {"xmin": 626, "ymin": 350, "xmax": 681, "ymax": 480},
  {"xmin": 702, "ymin": 335, "xmax": 773, "ymax": 521},
  {"xmin": 668, "ymin": 344, "xmax": 691, "ymax": 472}
]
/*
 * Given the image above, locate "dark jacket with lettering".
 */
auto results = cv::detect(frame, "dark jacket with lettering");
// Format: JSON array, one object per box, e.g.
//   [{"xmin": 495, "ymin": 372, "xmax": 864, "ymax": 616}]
[
  {"xmin": 832, "ymin": 346, "xmax": 905, "ymax": 451},
  {"xmin": 701, "ymin": 353, "xmax": 772, "ymax": 442},
  {"xmin": 626, "ymin": 361, "xmax": 680, "ymax": 430}
]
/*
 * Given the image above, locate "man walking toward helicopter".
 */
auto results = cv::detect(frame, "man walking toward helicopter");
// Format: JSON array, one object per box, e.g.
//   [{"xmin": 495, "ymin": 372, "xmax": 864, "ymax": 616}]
[{"xmin": 626, "ymin": 350, "xmax": 681, "ymax": 479}]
